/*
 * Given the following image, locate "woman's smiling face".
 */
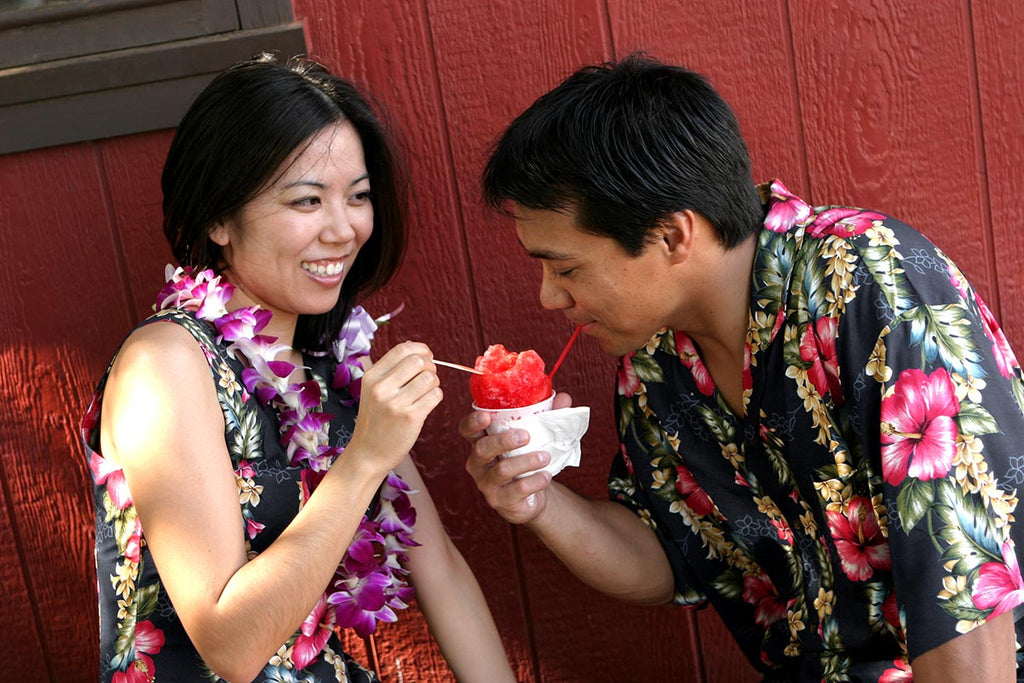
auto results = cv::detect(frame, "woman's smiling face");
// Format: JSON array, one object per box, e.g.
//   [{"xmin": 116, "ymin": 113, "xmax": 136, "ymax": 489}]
[{"xmin": 211, "ymin": 120, "xmax": 373, "ymax": 327}]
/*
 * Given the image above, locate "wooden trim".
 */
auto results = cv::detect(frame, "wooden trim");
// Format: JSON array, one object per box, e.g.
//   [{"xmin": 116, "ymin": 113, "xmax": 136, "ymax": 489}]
[
  {"xmin": 236, "ymin": 0, "xmax": 292, "ymax": 30},
  {"xmin": 0, "ymin": 22, "xmax": 308, "ymax": 154},
  {"xmin": 0, "ymin": 0, "xmax": 173, "ymax": 31},
  {"xmin": 0, "ymin": 0, "xmax": 242, "ymax": 68}
]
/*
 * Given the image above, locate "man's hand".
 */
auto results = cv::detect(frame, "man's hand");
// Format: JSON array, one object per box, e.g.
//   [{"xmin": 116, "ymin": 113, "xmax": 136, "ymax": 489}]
[{"xmin": 459, "ymin": 406, "xmax": 555, "ymax": 524}]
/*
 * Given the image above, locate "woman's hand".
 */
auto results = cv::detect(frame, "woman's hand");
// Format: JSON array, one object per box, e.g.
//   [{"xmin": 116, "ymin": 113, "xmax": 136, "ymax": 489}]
[{"xmin": 345, "ymin": 341, "xmax": 443, "ymax": 474}]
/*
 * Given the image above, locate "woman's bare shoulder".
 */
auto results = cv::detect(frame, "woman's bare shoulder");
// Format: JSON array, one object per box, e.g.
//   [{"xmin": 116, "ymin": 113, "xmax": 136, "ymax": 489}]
[
  {"xmin": 110, "ymin": 318, "xmax": 214, "ymax": 382},
  {"xmin": 102, "ymin": 319, "xmax": 225, "ymax": 462}
]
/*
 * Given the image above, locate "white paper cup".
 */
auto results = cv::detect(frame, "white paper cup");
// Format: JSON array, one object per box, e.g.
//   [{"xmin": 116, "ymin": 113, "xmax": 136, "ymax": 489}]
[
  {"xmin": 472, "ymin": 392, "xmax": 555, "ymax": 434},
  {"xmin": 473, "ymin": 393, "xmax": 590, "ymax": 478}
]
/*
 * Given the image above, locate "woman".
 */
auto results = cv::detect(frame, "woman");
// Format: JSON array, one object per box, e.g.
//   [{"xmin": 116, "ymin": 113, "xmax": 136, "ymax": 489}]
[{"xmin": 82, "ymin": 54, "xmax": 515, "ymax": 682}]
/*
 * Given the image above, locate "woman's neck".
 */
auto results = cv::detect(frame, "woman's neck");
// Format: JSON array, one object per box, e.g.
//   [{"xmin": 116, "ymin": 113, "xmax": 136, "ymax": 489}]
[{"xmin": 222, "ymin": 270, "xmax": 299, "ymax": 347}]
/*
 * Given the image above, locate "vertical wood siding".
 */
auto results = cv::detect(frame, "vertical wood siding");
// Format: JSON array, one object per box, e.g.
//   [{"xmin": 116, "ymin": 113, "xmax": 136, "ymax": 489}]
[{"xmin": 0, "ymin": 1, "xmax": 1020, "ymax": 680}]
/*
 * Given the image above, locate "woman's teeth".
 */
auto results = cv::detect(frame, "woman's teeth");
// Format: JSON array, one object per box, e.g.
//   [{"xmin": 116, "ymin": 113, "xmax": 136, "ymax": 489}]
[{"xmin": 303, "ymin": 261, "xmax": 344, "ymax": 276}]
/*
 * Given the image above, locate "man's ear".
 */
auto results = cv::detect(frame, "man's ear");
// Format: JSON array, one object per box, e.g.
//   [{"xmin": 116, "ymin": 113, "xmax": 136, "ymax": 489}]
[
  {"xmin": 209, "ymin": 219, "xmax": 231, "ymax": 247},
  {"xmin": 659, "ymin": 210, "xmax": 697, "ymax": 264}
]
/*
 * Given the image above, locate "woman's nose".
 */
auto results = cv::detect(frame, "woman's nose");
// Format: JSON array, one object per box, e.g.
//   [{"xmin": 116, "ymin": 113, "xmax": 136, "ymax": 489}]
[{"xmin": 321, "ymin": 204, "xmax": 356, "ymax": 242}]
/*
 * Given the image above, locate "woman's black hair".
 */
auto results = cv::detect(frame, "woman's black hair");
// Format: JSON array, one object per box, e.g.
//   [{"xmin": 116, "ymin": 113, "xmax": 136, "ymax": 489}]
[
  {"xmin": 162, "ymin": 53, "xmax": 407, "ymax": 352},
  {"xmin": 483, "ymin": 53, "xmax": 763, "ymax": 254}
]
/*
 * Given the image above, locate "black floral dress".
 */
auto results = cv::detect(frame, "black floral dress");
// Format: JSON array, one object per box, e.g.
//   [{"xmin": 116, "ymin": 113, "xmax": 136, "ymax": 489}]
[
  {"xmin": 82, "ymin": 309, "xmax": 378, "ymax": 682},
  {"xmin": 611, "ymin": 180, "xmax": 1024, "ymax": 681}
]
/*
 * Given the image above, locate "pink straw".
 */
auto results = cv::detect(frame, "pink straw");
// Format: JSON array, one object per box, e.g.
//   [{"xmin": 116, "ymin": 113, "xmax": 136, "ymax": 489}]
[{"xmin": 548, "ymin": 324, "xmax": 583, "ymax": 380}]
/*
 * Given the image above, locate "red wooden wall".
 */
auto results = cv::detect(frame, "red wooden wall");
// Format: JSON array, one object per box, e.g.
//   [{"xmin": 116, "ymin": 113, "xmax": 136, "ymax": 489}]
[{"xmin": 1, "ymin": 1, "xmax": 1022, "ymax": 681}]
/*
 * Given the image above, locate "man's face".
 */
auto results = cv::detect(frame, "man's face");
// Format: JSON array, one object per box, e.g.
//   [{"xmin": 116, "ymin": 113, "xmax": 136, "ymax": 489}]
[{"xmin": 513, "ymin": 204, "xmax": 676, "ymax": 357}]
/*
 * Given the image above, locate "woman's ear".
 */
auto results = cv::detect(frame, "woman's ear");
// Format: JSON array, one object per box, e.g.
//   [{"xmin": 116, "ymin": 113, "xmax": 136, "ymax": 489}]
[{"xmin": 209, "ymin": 219, "xmax": 231, "ymax": 247}]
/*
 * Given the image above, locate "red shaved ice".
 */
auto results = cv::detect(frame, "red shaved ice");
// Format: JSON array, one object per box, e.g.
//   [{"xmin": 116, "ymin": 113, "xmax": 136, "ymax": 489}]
[{"xmin": 470, "ymin": 344, "xmax": 553, "ymax": 409}]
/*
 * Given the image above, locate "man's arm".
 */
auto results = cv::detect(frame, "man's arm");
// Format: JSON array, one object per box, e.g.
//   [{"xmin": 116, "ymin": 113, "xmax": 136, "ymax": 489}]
[
  {"xmin": 528, "ymin": 481, "xmax": 675, "ymax": 604},
  {"xmin": 461, "ymin": 404, "xmax": 675, "ymax": 605},
  {"xmin": 910, "ymin": 611, "xmax": 1016, "ymax": 682}
]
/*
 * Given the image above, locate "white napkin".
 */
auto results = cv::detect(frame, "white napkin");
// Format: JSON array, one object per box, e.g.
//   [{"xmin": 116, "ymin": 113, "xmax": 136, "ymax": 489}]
[{"xmin": 488, "ymin": 406, "xmax": 591, "ymax": 477}]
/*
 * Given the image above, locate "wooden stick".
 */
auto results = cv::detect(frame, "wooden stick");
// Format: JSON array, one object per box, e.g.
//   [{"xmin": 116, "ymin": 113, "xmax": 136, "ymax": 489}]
[{"xmin": 434, "ymin": 359, "xmax": 484, "ymax": 375}]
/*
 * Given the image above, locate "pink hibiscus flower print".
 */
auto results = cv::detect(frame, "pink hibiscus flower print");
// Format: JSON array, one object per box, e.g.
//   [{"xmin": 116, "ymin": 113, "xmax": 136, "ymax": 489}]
[
  {"xmin": 617, "ymin": 353, "xmax": 640, "ymax": 397},
  {"xmin": 89, "ymin": 452, "xmax": 133, "ymax": 510},
  {"xmin": 770, "ymin": 518, "xmax": 794, "ymax": 545},
  {"xmin": 112, "ymin": 654, "xmax": 155, "ymax": 683},
  {"xmin": 125, "ymin": 517, "xmax": 143, "ymax": 563},
  {"xmin": 879, "ymin": 657, "xmax": 913, "ymax": 683},
  {"xmin": 764, "ymin": 180, "xmax": 811, "ymax": 233},
  {"xmin": 972, "ymin": 539, "xmax": 1024, "ymax": 618},
  {"xmin": 807, "ymin": 207, "xmax": 887, "ymax": 238},
  {"xmin": 827, "ymin": 496, "xmax": 891, "ymax": 581},
  {"xmin": 113, "ymin": 620, "xmax": 165, "ymax": 683},
  {"xmin": 976, "ymin": 296, "xmax": 1020, "ymax": 379},
  {"xmin": 293, "ymin": 594, "xmax": 337, "ymax": 669},
  {"xmin": 742, "ymin": 343, "xmax": 753, "ymax": 394},
  {"xmin": 676, "ymin": 331, "xmax": 715, "ymax": 395},
  {"xmin": 742, "ymin": 569, "xmax": 788, "ymax": 627},
  {"xmin": 880, "ymin": 368, "xmax": 960, "ymax": 486},
  {"xmin": 798, "ymin": 317, "xmax": 842, "ymax": 403},
  {"xmin": 675, "ymin": 465, "xmax": 715, "ymax": 516},
  {"xmin": 881, "ymin": 591, "xmax": 902, "ymax": 634}
]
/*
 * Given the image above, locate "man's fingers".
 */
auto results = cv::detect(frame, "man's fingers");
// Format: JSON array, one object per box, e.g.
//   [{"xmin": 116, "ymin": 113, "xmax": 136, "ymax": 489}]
[{"xmin": 458, "ymin": 410, "xmax": 491, "ymax": 440}]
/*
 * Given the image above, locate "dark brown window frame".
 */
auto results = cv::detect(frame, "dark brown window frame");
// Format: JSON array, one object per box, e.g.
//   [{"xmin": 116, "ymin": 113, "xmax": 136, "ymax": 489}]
[{"xmin": 0, "ymin": 0, "xmax": 307, "ymax": 154}]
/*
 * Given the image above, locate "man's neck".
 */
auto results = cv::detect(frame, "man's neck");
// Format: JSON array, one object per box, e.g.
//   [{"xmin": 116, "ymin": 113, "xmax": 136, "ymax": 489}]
[{"xmin": 679, "ymin": 232, "xmax": 758, "ymax": 360}]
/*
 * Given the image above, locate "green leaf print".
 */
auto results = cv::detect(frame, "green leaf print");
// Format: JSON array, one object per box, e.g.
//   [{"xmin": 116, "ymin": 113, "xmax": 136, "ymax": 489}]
[
  {"xmin": 896, "ymin": 477, "xmax": 934, "ymax": 532},
  {"xmin": 231, "ymin": 408, "xmax": 264, "ymax": 462},
  {"xmin": 956, "ymin": 401, "xmax": 999, "ymax": 437},
  {"xmin": 1012, "ymin": 379, "xmax": 1024, "ymax": 417},
  {"xmin": 711, "ymin": 567, "xmax": 745, "ymax": 600},
  {"xmin": 904, "ymin": 304, "xmax": 985, "ymax": 378},
  {"xmin": 647, "ymin": 444, "xmax": 675, "ymax": 469},
  {"xmin": 782, "ymin": 325, "xmax": 806, "ymax": 369},
  {"xmin": 617, "ymin": 396, "xmax": 636, "ymax": 436},
  {"xmin": 134, "ymin": 582, "xmax": 160, "ymax": 621},
  {"xmin": 934, "ymin": 480, "xmax": 1002, "ymax": 574},
  {"xmin": 112, "ymin": 506, "xmax": 139, "ymax": 555},
  {"xmin": 113, "ymin": 612, "xmax": 139, "ymax": 667},
  {"xmin": 658, "ymin": 331, "xmax": 677, "ymax": 356},
  {"xmin": 860, "ymin": 242, "xmax": 913, "ymax": 315},
  {"xmin": 653, "ymin": 469, "xmax": 680, "ymax": 503},
  {"xmin": 942, "ymin": 584, "xmax": 990, "ymax": 622},
  {"xmin": 631, "ymin": 352, "xmax": 665, "ymax": 384},
  {"xmin": 699, "ymin": 404, "xmax": 735, "ymax": 444},
  {"xmin": 863, "ymin": 581, "xmax": 890, "ymax": 633},
  {"xmin": 753, "ymin": 233, "xmax": 796, "ymax": 309},
  {"xmin": 799, "ymin": 244, "xmax": 832, "ymax": 320}
]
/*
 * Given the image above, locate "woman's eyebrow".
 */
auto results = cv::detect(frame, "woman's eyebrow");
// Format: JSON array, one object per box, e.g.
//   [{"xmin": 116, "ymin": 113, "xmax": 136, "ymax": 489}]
[{"xmin": 283, "ymin": 179, "xmax": 326, "ymax": 190}]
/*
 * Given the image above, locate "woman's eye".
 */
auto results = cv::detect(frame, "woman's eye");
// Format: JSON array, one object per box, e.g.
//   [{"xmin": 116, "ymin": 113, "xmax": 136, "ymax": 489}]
[
  {"xmin": 292, "ymin": 196, "xmax": 321, "ymax": 208},
  {"xmin": 350, "ymin": 190, "xmax": 372, "ymax": 204},
  {"xmin": 554, "ymin": 267, "xmax": 576, "ymax": 278}
]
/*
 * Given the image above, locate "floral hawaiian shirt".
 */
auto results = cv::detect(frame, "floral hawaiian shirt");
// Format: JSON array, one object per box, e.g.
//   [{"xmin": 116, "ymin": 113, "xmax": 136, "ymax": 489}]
[
  {"xmin": 610, "ymin": 180, "xmax": 1024, "ymax": 681},
  {"xmin": 83, "ymin": 310, "xmax": 377, "ymax": 682}
]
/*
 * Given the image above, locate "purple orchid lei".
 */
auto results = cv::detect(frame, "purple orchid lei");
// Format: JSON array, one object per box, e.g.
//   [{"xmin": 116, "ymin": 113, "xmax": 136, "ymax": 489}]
[{"xmin": 156, "ymin": 265, "xmax": 417, "ymax": 648}]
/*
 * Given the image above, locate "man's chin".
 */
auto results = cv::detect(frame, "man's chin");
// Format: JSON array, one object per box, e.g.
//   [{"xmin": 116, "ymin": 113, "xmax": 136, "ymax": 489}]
[
  {"xmin": 595, "ymin": 335, "xmax": 640, "ymax": 358},
  {"xmin": 595, "ymin": 330, "xmax": 665, "ymax": 358}
]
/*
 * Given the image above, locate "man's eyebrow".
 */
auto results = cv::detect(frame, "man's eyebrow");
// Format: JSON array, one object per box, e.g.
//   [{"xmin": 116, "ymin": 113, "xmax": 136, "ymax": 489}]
[{"xmin": 525, "ymin": 248, "xmax": 574, "ymax": 260}]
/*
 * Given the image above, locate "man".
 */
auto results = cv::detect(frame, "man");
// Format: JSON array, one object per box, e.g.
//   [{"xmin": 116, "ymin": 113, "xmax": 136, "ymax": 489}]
[{"xmin": 460, "ymin": 55, "xmax": 1024, "ymax": 681}]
